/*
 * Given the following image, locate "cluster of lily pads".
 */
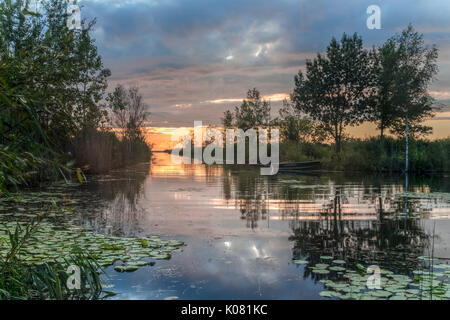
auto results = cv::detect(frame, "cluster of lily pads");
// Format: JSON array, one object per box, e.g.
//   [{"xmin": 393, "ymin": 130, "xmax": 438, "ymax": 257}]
[
  {"xmin": 0, "ymin": 219, "xmax": 185, "ymax": 273},
  {"xmin": 293, "ymin": 256, "xmax": 450, "ymax": 300},
  {"xmin": 0, "ymin": 190, "xmax": 185, "ymax": 274}
]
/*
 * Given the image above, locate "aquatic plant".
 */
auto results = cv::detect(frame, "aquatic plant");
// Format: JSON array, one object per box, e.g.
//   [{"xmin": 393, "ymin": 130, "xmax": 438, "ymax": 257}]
[
  {"xmin": 293, "ymin": 256, "xmax": 450, "ymax": 300},
  {"xmin": 0, "ymin": 215, "xmax": 104, "ymax": 300},
  {"xmin": 0, "ymin": 193, "xmax": 185, "ymax": 300}
]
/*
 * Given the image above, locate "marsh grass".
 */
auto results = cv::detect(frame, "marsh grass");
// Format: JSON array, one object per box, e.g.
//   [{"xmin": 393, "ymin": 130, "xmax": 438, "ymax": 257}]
[
  {"xmin": 280, "ymin": 137, "xmax": 450, "ymax": 173},
  {"xmin": 72, "ymin": 127, "xmax": 151, "ymax": 174}
]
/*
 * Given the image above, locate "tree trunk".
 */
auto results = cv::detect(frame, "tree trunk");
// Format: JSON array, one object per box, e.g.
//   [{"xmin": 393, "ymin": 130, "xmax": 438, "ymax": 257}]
[
  {"xmin": 334, "ymin": 125, "xmax": 341, "ymax": 154},
  {"xmin": 335, "ymin": 135, "xmax": 341, "ymax": 153}
]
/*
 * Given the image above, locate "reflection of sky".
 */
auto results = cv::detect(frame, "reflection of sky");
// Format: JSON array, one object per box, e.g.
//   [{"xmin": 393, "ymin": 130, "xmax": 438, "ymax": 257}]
[
  {"xmin": 73, "ymin": 0, "xmax": 450, "ymax": 130},
  {"xmin": 86, "ymin": 153, "xmax": 450, "ymax": 299},
  {"xmin": 107, "ymin": 234, "xmax": 321, "ymax": 300}
]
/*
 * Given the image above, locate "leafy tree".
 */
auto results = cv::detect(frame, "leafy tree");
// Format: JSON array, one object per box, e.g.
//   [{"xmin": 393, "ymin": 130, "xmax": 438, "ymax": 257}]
[
  {"xmin": 276, "ymin": 99, "xmax": 326, "ymax": 143},
  {"xmin": 231, "ymin": 88, "xmax": 271, "ymax": 131},
  {"xmin": 368, "ymin": 40, "xmax": 401, "ymax": 139},
  {"xmin": 0, "ymin": 0, "xmax": 110, "ymax": 150},
  {"xmin": 221, "ymin": 110, "xmax": 234, "ymax": 128},
  {"xmin": 0, "ymin": 0, "xmax": 116, "ymax": 184},
  {"xmin": 386, "ymin": 26, "xmax": 437, "ymax": 139},
  {"xmin": 369, "ymin": 26, "xmax": 438, "ymax": 139},
  {"xmin": 292, "ymin": 33, "xmax": 373, "ymax": 153},
  {"xmin": 68, "ymin": 19, "xmax": 111, "ymax": 130}
]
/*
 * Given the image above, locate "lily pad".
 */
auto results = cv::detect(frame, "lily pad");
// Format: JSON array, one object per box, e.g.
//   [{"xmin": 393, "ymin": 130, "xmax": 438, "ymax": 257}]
[
  {"xmin": 312, "ymin": 269, "xmax": 330, "ymax": 275},
  {"xmin": 319, "ymin": 291, "xmax": 334, "ymax": 298}
]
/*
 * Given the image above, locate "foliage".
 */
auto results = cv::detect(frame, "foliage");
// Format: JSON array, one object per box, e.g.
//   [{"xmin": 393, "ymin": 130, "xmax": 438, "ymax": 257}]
[
  {"xmin": 369, "ymin": 25, "xmax": 438, "ymax": 139},
  {"xmin": 221, "ymin": 110, "xmax": 234, "ymax": 128},
  {"xmin": 0, "ymin": 1, "xmax": 150, "ymax": 186},
  {"xmin": 386, "ymin": 26, "xmax": 438, "ymax": 138},
  {"xmin": 106, "ymin": 85, "xmax": 149, "ymax": 142},
  {"xmin": 72, "ymin": 127, "xmax": 151, "ymax": 174},
  {"xmin": 275, "ymin": 99, "xmax": 327, "ymax": 143},
  {"xmin": 0, "ymin": 0, "xmax": 111, "ymax": 149},
  {"xmin": 0, "ymin": 215, "xmax": 105, "ymax": 300},
  {"xmin": 292, "ymin": 33, "xmax": 374, "ymax": 153},
  {"xmin": 223, "ymin": 88, "xmax": 271, "ymax": 131},
  {"xmin": 0, "ymin": 146, "xmax": 41, "ymax": 195},
  {"xmin": 279, "ymin": 137, "xmax": 450, "ymax": 173}
]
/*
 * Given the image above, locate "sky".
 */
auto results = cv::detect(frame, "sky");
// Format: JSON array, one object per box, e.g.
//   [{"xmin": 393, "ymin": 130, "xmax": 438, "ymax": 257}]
[{"xmin": 77, "ymin": 0, "xmax": 450, "ymax": 130}]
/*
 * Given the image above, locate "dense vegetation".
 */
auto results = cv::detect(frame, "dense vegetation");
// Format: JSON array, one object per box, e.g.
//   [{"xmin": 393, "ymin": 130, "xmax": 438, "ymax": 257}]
[
  {"xmin": 222, "ymin": 26, "xmax": 447, "ymax": 172},
  {"xmin": 0, "ymin": 215, "xmax": 104, "ymax": 300},
  {"xmin": 0, "ymin": 1, "xmax": 150, "ymax": 300},
  {"xmin": 0, "ymin": 0, "xmax": 150, "ymax": 193},
  {"xmin": 279, "ymin": 138, "xmax": 450, "ymax": 173}
]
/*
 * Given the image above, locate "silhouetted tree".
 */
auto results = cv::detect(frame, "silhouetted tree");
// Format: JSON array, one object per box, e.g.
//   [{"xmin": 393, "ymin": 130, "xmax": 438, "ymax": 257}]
[
  {"xmin": 369, "ymin": 26, "xmax": 438, "ymax": 139},
  {"xmin": 107, "ymin": 85, "xmax": 149, "ymax": 142},
  {"xmin": 386, "ymin": 26, "xmax": 437, "ymax": 139},
  {"xmin": 292, "ymin": 33, "xmax": 373, "ymax": 153},
  {"xmin": 221, "ymin": 110, "xmax": 234, "ymax": 128},
  {"xmin": 233, "ymin": 88, "xmax": 271, "ymax": 130},
  {"xmin": 276, "ymin": 99, "xmax": 326, "ymax": 143}
]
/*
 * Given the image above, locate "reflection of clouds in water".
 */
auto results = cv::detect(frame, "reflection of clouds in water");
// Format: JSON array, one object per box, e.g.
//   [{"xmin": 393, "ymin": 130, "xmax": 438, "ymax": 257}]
[
  {"xmin": 69, "ymin": 153, "xmax": 450, "ymax": 299},
  {"xmin": 192, "ymin": 238, "xmax": 287, "ymax": 290}
]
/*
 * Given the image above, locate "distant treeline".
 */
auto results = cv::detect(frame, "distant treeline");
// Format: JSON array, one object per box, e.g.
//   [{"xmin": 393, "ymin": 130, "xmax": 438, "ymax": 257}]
[
  {"xmin": 0, "ymin": 0, "xmax": 150, "ymax": 193},
  {"xmin": 221, "ymin": 25, "xmax": 448, "ymax": 172}
]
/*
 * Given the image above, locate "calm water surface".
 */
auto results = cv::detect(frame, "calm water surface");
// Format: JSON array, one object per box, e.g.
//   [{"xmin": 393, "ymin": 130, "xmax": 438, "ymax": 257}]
[{"xmin": 46, "ymin": 154, "xmax": 450, "ymax": 299}]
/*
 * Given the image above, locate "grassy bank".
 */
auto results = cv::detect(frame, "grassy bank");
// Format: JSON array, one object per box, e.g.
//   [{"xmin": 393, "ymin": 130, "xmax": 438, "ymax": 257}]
[
  {"xmin": 173, "ymin": 136, "xmax": 449, "ymax": 173},
  {"xmin": 280, "ymin": 137, "xmax": 450, "ymax": 173}
]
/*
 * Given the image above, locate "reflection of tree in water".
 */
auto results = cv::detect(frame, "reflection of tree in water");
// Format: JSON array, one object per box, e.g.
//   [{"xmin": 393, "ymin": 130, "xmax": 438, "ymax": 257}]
[
  {"xmin": 223, "ymin": 167, "xmax": 273, "ymax": 229},
  {"xmin": 72, "ymin": 162, "xmax": 150, "ymax": 237},
  {"xmin": 222, "ymin": 168, "xmax": 436, "ymax": 281},
  {"xmin": 289, "ymin": 189, "xmax": 431, "ymax": 281},
  {"xmin": 225, "ymin": 166, "xmax": 446, "ymax": 228}
]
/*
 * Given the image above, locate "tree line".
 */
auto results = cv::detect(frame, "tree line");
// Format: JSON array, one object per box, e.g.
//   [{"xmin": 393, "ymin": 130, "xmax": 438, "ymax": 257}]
[{"xmin": 222, "ymin": 26, "xmax": 439, "ymax": 154}]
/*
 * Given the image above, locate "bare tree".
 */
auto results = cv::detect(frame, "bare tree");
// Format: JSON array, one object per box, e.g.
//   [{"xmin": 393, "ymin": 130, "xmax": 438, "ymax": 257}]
[{"xmin": 107, "ymin": 85, "xmax": 149, "ymax": 141}]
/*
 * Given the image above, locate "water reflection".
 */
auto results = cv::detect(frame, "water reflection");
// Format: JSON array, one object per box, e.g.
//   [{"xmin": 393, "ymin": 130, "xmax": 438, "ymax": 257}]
[
  {"xmin": 71, "ymin": 163, "xmax": 150, "ymax": 237},
  {"xmin": 62, "ymin": 153, "xmax": 450, "ymax": 299}
]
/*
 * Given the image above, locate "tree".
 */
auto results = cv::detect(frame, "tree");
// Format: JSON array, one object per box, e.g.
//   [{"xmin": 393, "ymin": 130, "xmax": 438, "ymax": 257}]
[
  {"xmin": 276, "ymin": 99, "xmax": 326, "ymax": 143},
  {"xmin": 0, "ymin": 0, "xmax": 110, "ymax": 150},
  {"xmin": 69, "ymin": 19, "xmax": 111, "ymax": 130},
  {"xmin": 388, "ymin": 26, "xmax": 438, "ymax": 139},
  {"xmin": 370, "ymin": 25, "xmax": 438, "ymax": 139},
  {"xmin": 107, "ymin": 85, "xmax": 149, "ymax": 142},
  {"xmin": 233, "ymin": 88, "xmax": 271, "ymax": 130},
  {"xmin": 221, "ymin": 110, "xmax": 234, "ymax": 128},
  {"xmin": 292, "ymin": 33, "xmax": 373, "ymax": 153},
  {"xmin": 368, "ymin": 40, "xmax": 401, "ymax": 139}
]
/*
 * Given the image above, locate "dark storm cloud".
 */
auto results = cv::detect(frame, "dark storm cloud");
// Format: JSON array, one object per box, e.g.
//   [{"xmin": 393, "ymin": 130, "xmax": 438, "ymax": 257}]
[{"xmin": 81, "ymin": 0, "xmax": 450, "ymax": 126}]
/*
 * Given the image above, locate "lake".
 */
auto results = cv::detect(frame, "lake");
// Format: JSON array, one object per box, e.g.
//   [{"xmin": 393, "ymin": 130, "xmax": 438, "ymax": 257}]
[{"xmin": 5, "ymin": 153, "xmax": 450, "ymax": 300}]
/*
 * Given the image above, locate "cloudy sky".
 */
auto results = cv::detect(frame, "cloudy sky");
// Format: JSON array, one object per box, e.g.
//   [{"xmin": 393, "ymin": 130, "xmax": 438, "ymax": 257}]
[{"xmin": 78, "ymin": 0, "xmax": 450, "ymax": 127}]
